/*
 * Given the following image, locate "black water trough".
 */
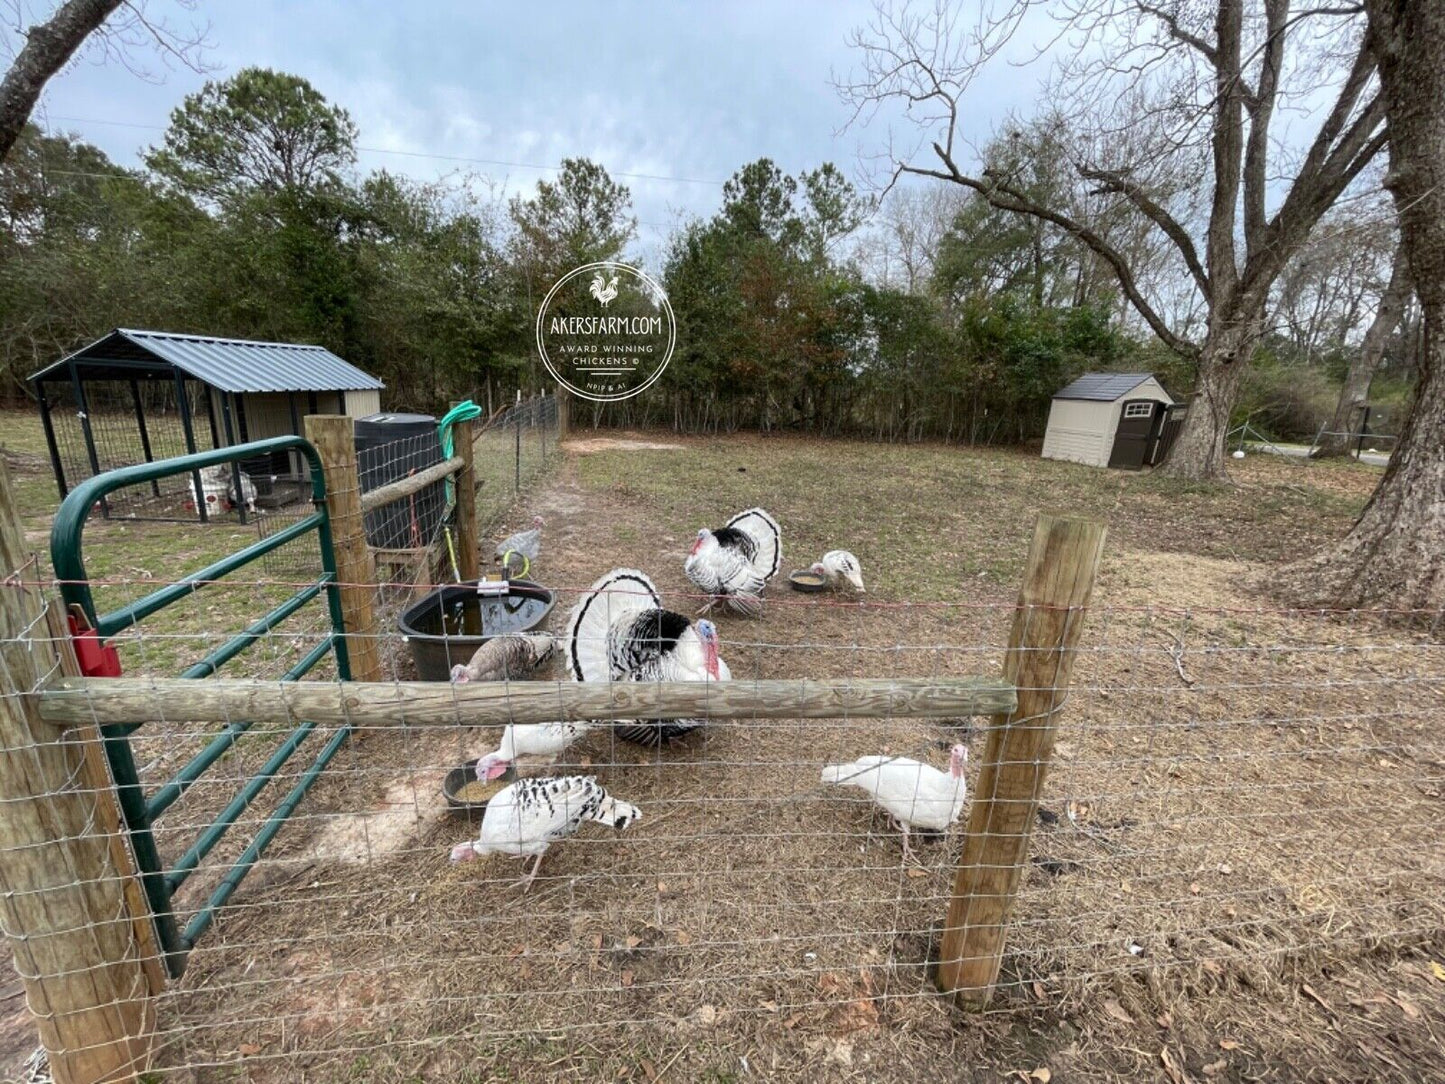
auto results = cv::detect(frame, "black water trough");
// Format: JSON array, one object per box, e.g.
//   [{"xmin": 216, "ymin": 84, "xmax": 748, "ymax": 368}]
[{"xmin": 398, "ymin": 579, "xmax": 555, "ymax": 681}]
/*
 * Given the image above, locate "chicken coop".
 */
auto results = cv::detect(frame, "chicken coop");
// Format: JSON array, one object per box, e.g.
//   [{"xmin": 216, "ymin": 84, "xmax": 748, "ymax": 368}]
[{"xmin": 29, "ymin": 328, "xmax": 384, "ymax": 522}]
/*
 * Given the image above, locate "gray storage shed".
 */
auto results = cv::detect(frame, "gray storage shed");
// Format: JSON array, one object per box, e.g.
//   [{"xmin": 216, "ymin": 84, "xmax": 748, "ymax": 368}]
[{"xmin": 1042, "ymin": 372, "xmax": 1179, "ymax": 469}]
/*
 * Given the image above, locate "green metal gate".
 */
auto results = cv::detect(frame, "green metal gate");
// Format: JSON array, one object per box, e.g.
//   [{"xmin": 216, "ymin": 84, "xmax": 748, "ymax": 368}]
[{"xmin": 51, "ymin": 436, "xmax": 352, "ymax": 978}]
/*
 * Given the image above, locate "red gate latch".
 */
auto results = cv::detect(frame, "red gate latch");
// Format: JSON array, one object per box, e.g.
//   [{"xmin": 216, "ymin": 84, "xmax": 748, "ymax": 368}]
[{"xmin": 66, "ymin": 603, "xmax": 122, "ymax": 677}]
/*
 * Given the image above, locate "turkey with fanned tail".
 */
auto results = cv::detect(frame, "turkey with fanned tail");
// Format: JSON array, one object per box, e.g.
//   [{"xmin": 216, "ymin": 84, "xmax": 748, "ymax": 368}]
[
  {"xmin": 684, "ymin": 507, "xmax": 781, "ymax": 616},
  {"xmin": 565, "ymin": 568, "xmax": 730, "ymax": 744}
]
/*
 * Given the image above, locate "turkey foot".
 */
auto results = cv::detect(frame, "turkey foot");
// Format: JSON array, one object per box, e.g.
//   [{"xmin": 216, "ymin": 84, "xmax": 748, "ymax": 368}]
[{"xmin": 519, "ymin": 852, "xmax": 545, "ymax": 892}]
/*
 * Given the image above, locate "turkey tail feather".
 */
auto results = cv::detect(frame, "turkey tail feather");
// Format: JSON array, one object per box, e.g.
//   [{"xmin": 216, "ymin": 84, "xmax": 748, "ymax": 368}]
[
  {"xmin": 592, "ymin": 793, "xmax": 642, "ymax": 829},
  {"xmin": 565, "ymin": 568, "xmax": 660, "ymax": 683},
  {"xmin": 726, "ymin": 592, "xmax": 763, "ymax": 618},
  {"xmin": 726, "ymin": 507, "xmax": 781, "ymax": 581}
]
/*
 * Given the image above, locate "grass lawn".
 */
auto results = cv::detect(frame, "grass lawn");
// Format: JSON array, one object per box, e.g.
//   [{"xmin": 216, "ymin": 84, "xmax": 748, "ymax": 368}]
[{"xmin": 2, "ymin": 417, "xmax": 1441, "ymax": 1083}]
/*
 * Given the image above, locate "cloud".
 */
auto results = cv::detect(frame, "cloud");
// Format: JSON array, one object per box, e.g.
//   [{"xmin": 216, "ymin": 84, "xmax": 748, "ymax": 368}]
[{"xmin": 25, "ymin": 0, "xmax": 1037, "ymax": 253}]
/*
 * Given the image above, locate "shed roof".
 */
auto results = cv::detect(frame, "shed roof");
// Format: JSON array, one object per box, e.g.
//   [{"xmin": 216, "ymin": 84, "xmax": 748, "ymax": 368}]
[
  {"xmin": 30, "ymin": 329, "xmax": 384, "ymax": 394},
  {"xmin": 1052, "ymin": 372, "xmax": 1159, "ymax": 402}
]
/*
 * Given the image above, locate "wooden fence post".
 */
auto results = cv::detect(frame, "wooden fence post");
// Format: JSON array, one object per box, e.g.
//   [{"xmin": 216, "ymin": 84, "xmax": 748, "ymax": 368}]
[
  {"xmin": 936, "ymin": 514, "xmax": 1106, "ymax": 1008},
  {"xmin": 0, "ymin": 460, "xmax": 157, "ymax": 1082},
  {"xmin": 556, "ymin": 388, "xmax": 570, "ymax": 441},
  {"xmin": 304, "ymin": 415, "xmax": 383, "ymax": 683},
  {"xmin": 453, "ymin": 415, "xmax": 480, "ymax": 582}
]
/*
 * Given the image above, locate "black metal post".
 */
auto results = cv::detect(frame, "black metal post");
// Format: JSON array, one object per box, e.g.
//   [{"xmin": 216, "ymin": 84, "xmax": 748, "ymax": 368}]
[
  {"xmin": 130, "ymin": 379, "xmax": 161, "ymax": 497},
  {"xmin": 1356, "ymin": 405, "xmax": 1371, "ymax": 460},
  {"xmin": 201, "ymin": 384, "xmax": 221, "ymax": 450},
  {"xmin": 68, "ymin": 361, "xmax": 108, "ymax": 518},
  {"xmin": 36, "ymin": 381, "xmax": 68, "ymax": 499},
  {"xmin": 174, "ymin": 372, "xmax": 207, "ymax": 524},
  {"xmin": 235, "ymin": 394, "xmax": 251, "ymax": 443},
  {"xmin": 219, "ymin": 393, "xmax": 248, "ymax": 524},
  {"xmin": 288, "ymin": 392, "xmax": 303, "ymax": 478}
]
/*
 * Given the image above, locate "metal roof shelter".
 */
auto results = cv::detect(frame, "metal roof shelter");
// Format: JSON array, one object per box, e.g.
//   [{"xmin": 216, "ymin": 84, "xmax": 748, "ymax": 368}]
[{"xmin": 31, "ymin": 329, "xmax": 384, "ymax": 522}]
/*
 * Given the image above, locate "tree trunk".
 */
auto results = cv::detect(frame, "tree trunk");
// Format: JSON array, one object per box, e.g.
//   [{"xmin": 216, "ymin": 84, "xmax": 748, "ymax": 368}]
[
  {"xmin": 1156, "ymin": 335, "xmax": 1251, "ymax": 481},
  {"xmin": 0, "ymin": 0, "xmax": 123, "ymax": 163},
  {"xmin": 1314, "ymin": 245, "xmax": 1412, "ymax": 457},
  {"xmin": 1282, "ymin": 0, "xmax": 1445, "ymax": 612}
]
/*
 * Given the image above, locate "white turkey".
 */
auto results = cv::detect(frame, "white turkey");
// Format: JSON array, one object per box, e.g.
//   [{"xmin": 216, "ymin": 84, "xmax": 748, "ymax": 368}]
[
  {"xmin": 821, "ymin": 744, "xmax": 969, "ymax": 861},
  {"xmin": 496, "ymin": 515, "xmax": 544, "ymax": 577},
  {"xmin": 473, "ymin": 720, "xmax": 593, "ymax": 776},
  {"xmin": 449, "ymin": 632, "xmax": 557, "ymax": 683},
  {"xmin": 565, "ymin": 568, "xmax": 730, "ymax": 744},
  {"xmin": 810, "ymin": 550, "xmax": 866, "ymax": 593},
  {"xmin": 684, "ymin": 507, "xmax": 781, "ymax": 616},
  {"xmin": 449, "ymin": 775, "xmax": 641, "ymax": 890}
]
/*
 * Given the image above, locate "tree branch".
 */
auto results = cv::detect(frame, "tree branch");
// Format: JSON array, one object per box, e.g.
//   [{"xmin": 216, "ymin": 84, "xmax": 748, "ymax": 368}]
[
  {"xmin": 1206, "ymin": 0, "xmax": 1245, "ymax": 294},
  {"xmin": 920, "ymin": 145, "xmax": 1199, "ymax": 360},
  {"xmin": 1134, "ymin": 2, "xmax": 1217, "ymax": 64},
  {"xmin": 1243, "ymin": 0, "xmax": 1288, "ymax": 258},
  {"xmin": 1079, "ymin": 164, "xmax": 1210, "ymax": 296},
  {"xmin": 0, "ymin": 0, "xmax": 124, "ymax": 163}
]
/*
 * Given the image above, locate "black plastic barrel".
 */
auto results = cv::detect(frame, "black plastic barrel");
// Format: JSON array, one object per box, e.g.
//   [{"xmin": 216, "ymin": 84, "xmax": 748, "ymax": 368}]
[
  {"xmin": 398, "ymin": 579, "xmax": 556, "ymax": 680},
  {"xmin": 354, "ymin": 413, "xmax": 444, "ymax": 550}
]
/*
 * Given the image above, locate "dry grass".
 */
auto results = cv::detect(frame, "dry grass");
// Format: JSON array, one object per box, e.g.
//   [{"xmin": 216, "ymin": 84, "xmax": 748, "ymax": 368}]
[{"xmin": 3, "ymin": 425, "xmax": 1443, "ymax": 1083}]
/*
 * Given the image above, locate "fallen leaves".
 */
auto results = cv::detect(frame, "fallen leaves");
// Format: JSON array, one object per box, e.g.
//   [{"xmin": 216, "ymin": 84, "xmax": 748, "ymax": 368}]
[
  {"xmin": 1431, "ymin": 960, "xmax": 1445, "ymax": 983},
  {"xmin": 1103, "ymin": 998, "xmax": 1133, "ymax": 1025},
  {"xmin": 1159, "ymin": 1046, "xmax": 1186, "ymax": 1084},
  {"xmin": 620, "ymin": 970, "xmax": 635, "ymax": 988},
  {"xmin": 1301, "ymin": 984, "xmax": 1333, "ymax": 1013}
]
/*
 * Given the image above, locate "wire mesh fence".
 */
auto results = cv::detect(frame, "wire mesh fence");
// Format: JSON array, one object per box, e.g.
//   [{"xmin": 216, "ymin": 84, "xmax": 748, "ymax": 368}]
[
  {"xmin": 471, "ymin": 394, "xmax": 558, "ymax": 537},
  {"xmin": 1, "ymin": 554, "xmax": 1441, "ymax": 1080}
]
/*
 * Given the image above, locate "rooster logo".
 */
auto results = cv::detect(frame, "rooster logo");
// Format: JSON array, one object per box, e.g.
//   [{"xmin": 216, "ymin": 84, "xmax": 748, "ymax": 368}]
[{"xmin": 589, "ymin": 271, "xmax": 620, "ymax": 307}]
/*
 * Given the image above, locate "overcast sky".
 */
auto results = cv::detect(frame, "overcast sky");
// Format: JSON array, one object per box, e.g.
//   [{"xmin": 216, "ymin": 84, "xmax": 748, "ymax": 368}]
[{"xmin": 20, "ymin": 0, "xmax": 1047, "ymax": 263}]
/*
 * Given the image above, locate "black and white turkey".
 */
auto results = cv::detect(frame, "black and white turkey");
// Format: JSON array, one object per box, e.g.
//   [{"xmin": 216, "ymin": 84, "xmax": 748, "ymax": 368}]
[
  {"xmin": 684, "ymin": 507, "xmax": 781, "ymax": 616},
  {"xmin": 810, "ymin": 550, "xmax": 866, "ymax": 593},
  {"xmin": 449, "ymin": 775, "xmax": 641, "ymax": 890},
  {"xmin": 565, "ymin": 568, "xmax": 730, "ymax": 744}
]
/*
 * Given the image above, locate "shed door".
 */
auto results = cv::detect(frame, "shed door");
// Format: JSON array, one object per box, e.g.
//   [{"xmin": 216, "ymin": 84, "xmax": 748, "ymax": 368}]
[
  {"xmin": 1108, "ymin": 399, "xmax": 1160, "ymax": 469},
  {"xmin": 1150, "ymin": 403, "xmax": 1187, "ymax": 465}
]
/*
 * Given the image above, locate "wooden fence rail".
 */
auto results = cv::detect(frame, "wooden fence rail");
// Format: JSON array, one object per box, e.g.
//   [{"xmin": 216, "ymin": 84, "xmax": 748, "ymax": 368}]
[
  {"xmin": 357, "ymin": 455, "xmax": 464, "ymax": 514},
  {"xmin": 38, "ymin": 676, "xmax": 1018, "ymax": 731}
]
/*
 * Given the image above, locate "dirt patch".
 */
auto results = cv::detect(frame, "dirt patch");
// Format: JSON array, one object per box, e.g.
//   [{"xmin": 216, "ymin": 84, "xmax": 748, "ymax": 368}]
[
  {"xmin": 564, "ymin": 437, "xmax": 683, "ymax": 453},
  {"xmin": 304, "ymin": 736, "xmax": 460, "ymax": 865}
]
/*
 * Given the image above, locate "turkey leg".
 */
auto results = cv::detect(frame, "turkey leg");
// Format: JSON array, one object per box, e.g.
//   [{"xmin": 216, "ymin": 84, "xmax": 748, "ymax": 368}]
[{"xmin": 519, "ymin": 851, "xmax": 546, "ymax": 892}]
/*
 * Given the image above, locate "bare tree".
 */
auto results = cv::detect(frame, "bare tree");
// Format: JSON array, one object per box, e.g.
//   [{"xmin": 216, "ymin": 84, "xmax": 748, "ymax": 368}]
[
  {"xmin": 1282, "ymin": 0, "xmax": 1445, "ymax": 611},
  {"xmin": 1311, "ymin": 240, "xmax": 1411, "ymax": 457},
  {"xmin": 840, "ymin": 0, "xmax": 1386, "ymax": 480},
  {"xmin": 1272, "ymin": 199, "xmax": 1394, "ymax": 366},
  {"xmin": 0, "ymin": 0, "xmax": 206, "ymax": 164},
  {"xmin": 862, "ymin": 183, "xmax": 962, "ymax": 293}
]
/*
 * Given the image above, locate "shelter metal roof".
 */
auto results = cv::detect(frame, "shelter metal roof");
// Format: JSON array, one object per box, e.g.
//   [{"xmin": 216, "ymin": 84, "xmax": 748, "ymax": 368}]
[
  {"xmin": 30, "ymin": 329, "xmax": 384, "ymax": 394},
  {"xmin": 1052, "ymin": 372, "xmax": 1159, "ymax": 402}
]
